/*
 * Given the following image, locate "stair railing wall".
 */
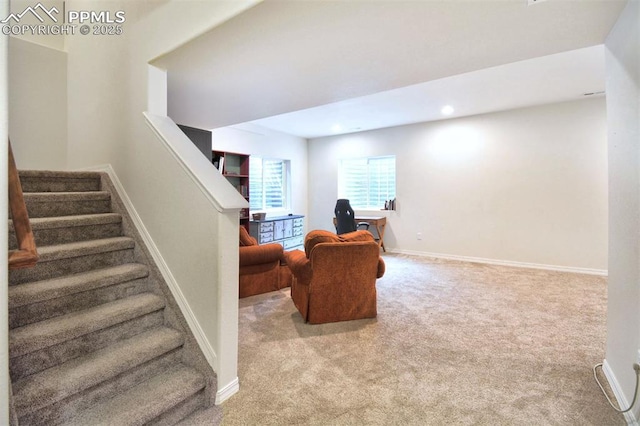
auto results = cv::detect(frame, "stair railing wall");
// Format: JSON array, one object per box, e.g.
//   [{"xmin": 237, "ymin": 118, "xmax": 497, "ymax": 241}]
[{"xmin": 8, "ymin": 140, "xmax": 38, "ymax": 269}]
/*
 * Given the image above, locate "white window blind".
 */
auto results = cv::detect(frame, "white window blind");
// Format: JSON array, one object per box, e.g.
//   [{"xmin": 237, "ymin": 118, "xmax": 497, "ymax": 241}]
[
  {"xmin": 338, "ymin": 156, "xmax": 396, "ymax": 209},
  {"xmin": 250, "ymin": 157, "xmax": 289, "ymax": 211}
]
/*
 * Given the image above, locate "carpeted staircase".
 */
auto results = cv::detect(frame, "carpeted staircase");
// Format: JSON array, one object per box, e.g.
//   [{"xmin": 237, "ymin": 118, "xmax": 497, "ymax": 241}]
[{"xmin": 8, "ymin": 170, "xmax": 222, "ymax": 425}]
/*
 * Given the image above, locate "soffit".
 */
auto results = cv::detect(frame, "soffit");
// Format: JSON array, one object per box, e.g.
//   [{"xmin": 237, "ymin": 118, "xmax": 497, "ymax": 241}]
[{"xmin": 154, "ymin": 0, "xmax": 626, "ymax": 135}]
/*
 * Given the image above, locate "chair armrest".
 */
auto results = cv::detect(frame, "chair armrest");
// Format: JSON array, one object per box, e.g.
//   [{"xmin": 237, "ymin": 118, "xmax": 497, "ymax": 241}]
[
  {"xmin": 377, "ymin": 257, "xmax": 385, "ymax": 278},
  {"xmin": 283, "ymin": 249, "xmax": 313, "ymax": 286},
  {"xmin": 239, "ymin": 244, "xmax": 283, "ymax": 267}
]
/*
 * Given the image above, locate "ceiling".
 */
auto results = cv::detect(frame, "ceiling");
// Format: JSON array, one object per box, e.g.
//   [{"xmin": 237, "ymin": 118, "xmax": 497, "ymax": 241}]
[{"xmin": 155, "ymin": 0, "xmax": 626, "ymax": 139}]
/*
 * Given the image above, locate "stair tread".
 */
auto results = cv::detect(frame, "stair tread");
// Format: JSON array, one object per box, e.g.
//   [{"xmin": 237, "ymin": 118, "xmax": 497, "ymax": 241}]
[
  {"xmin": 9, "ymin": 263, "xmax": 149, "ymax": 309},
  {"xmin": 176, "ymin": 404, "xmax": 223, "ymax": 425},
  {"xmin": 66, "ymin": 365, "xmax": 205, "ymax": 426},
  {"xmin": 13, "ymin": 327, "xmax": 185, "ymax": 414},
  {"xmin": 19, "ymin": 170, "xmax": 102, "ymax": 180},
  {"xmin": 35, "ymin": 237, "xmax": 135, "ymax": 262},
  {"xmin": 23, "ymin": 191, "xmax": 111, "ymax": 201},
  {"xmin": 9, "ymin": 213, "xmax": 122, "ymax": 230},
  {"xmin": 10, "ymin": 293, "xmax": 165, "ymax": 358}
]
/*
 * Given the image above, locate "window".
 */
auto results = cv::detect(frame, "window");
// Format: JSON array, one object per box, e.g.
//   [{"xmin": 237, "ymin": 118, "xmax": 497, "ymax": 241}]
[
  {"xmin": 338, "ymin": 155, "xmax": 396, "ymax": 209},
  {"xmin": 250, "ymin": 157, "xmax": 290, "ymax": 211}
]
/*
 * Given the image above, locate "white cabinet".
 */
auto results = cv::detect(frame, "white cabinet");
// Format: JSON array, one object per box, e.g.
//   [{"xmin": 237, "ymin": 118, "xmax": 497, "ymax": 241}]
[{"xmin": 249, "ymin": 215, "xmax": 305, "ymax": 250}]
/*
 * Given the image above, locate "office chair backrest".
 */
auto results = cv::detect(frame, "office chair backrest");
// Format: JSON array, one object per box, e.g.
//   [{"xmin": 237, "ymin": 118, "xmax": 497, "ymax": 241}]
[{"xmin": 335, "ymin": 199, "xmax": 357, "ymax": 234}]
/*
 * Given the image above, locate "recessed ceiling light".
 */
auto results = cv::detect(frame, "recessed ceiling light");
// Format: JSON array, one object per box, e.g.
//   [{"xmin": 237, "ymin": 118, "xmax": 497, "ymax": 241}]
[
  {"xmin": 441, "ymin": 105, "xmax": 454, "ymax": 116},
  {"xmin": 331, "ymin": 124, "xmax": 342, "ymax": 133}
]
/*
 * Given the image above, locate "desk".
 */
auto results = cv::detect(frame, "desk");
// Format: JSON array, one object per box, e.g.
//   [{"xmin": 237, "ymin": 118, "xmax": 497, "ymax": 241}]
[
  {"xmin": 333, "ymin": 216, "xmax": 387, "ymax": 252},
  {"xmin": 356, "ymin": 216, "xmax": 387, "ymax": 252}
]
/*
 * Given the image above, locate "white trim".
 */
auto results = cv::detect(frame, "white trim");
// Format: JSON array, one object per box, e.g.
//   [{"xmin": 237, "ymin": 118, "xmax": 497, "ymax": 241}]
[
  {"xmin": 387, "ymin": 248, "xmax": 608, "ymax": 276},
  {"xmin": 79, "ymin": 164, "xmax": 219, "ymax": 371},
  {"xmin": 602, "ymin": 360, "xmax": 640, "ymax": 425},
  {"xmin": 215, "ymin": 377, "xmax": 240, "ymax": 405}
]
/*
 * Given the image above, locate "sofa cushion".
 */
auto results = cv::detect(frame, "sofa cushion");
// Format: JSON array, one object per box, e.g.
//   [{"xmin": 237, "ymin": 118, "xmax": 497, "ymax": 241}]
[
  {"xmin": 304, "ymin": 230, "xmax": 341, "ymax": 257},
  {"xmin": 339, "ymin": 230, "xmax": 375, "ymax": 244},
  {"xmin": 239, "ymin": 226, "xmax": 257, "ymax": 246},
  {"xmin": 239, "ymin": 243, "xmax": 283, "ymax": 266},
  {"xmin": 304, "ymin": 229, "xmax": 375, "ymax": 257}
]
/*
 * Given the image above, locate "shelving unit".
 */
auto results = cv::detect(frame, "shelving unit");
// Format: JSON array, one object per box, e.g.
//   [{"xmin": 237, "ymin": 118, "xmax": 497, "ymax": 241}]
[{"xmin": 213, "ymin": 150, "xmax": 250, "ymax": 230}]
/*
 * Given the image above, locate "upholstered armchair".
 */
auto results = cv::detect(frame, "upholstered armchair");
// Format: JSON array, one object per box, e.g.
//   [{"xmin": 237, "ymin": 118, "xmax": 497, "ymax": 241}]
[
  {"xmin": 283, "ymin": 230, "xmax": 385, "ymax": 324},
  {"xmin": 239, "ymin": 227, "xmax": 292, "ymax": 298}
]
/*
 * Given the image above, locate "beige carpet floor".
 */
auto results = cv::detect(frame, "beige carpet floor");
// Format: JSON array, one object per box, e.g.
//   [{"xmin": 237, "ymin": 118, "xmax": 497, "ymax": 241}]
[{"xmin": 222, "ymin": 253, "xmax": 625, "ymax": 425}]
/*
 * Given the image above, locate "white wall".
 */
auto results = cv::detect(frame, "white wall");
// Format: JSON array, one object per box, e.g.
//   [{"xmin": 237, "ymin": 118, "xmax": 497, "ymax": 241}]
[
  {"xmin": 308, "ymin": 97, "xmax": 608, "ymax": 273},
  {"xmin": 210, "ymin": 123, "xmax": 308, "ymax": 220},
  {"xmin": 604, "ymin": 0, "xmax": 640, "ymax": 422},
  {"xmin": 9, "ymin": 37, "xmax": 67, "ymax": 169},
  {"xmin": 7, "ymin": 0, "xmax": 65, "ymax": 51}
]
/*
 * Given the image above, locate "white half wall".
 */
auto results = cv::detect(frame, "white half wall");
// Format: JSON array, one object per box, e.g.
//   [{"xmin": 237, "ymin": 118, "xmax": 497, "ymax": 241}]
[
  {"xmin": 9, "ymin": 37, "xmax": 67, "ymax": 170},
  {"xmin": 604, "ymin": 0, "xmax": 640, "ymax": 423},
  {"xmin": 308, "ymin": 97, "xmax": 608, "ymax": 272}
]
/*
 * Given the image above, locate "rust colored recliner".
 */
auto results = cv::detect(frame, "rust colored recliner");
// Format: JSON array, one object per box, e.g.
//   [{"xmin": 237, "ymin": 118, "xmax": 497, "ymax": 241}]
[
  {"xmin": 239, "ymin": 227, "xmax": 292, "ymax": 298},
  {"xmin": 283, "ymin": 230, "xmax": 385, "ymax": 324}
]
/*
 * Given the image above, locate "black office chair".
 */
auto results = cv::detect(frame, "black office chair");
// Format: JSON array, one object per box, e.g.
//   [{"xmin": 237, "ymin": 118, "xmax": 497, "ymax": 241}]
[{"xmin": 334, "ymin": 199, "xmax": 370, "ymax": 235}]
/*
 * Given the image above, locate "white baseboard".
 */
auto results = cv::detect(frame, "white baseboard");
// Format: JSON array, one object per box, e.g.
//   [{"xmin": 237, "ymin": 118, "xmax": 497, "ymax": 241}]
[
  {"xmin": 387, "ymin": 248, "xmax": 608, "ymax": 276},
  {"xmin": 216, "ymin": 377, "xmax": 239, "ymax": 405},
  {"xmin": 80, "ymin": 164, "xmax": 219, "ymax": 369},
  {"xmin": 602, "ymin": 360, "xmax": 639, "ymax": 425}
]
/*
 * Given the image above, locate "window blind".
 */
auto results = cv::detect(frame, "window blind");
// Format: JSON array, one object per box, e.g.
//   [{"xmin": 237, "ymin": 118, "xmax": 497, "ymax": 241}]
[{"xmin": 250, "ymin": 157, "xmax": 288, "ymax": 210}]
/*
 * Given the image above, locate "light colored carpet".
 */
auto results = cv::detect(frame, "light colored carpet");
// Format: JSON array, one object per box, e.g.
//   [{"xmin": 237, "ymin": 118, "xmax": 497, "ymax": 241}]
[{"xmin": 223, "ymin": 253, "xmax": 624, "ymax": 425}]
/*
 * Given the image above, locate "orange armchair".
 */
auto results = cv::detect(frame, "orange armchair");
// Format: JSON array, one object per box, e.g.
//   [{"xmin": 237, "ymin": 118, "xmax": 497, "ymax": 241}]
[
  {"xmin": 239, "ymin": 227, "xmax": 292, "ymax": 298},
  {"xmin": 284, "ymin": 230, "xmax": 385, "ymax": 324}
]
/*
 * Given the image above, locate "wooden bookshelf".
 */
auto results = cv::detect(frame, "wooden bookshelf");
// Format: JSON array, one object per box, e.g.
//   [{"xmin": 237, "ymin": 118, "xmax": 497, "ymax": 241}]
[{"xmin": 213, "ymin": 150, "xmax": 250, "ymax": 230}]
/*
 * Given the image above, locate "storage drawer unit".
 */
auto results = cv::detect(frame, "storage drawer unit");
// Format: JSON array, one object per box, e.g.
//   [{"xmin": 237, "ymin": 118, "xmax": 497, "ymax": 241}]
[{"xmin": 249, "ymin": 215, "xmax": 305, "ymax": 250}]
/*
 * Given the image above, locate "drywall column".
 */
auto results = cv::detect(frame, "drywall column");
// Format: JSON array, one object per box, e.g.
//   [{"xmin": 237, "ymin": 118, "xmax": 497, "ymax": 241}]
[
  {"xmin": 215, "ymin": 211, "xmax": 240, "ymax": 403},
  {"xmin": 604, "ymin": 0, "xmax": 640, "ymax": 423}
]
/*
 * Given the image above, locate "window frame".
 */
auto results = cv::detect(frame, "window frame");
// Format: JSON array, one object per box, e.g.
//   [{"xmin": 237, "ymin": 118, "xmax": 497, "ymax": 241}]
[
  {"xmin": 249, "ymin": 156, "xmax": 291, "ymax": 213},
  {"xmin": 338, "ymin": 155, "xmax": 396, "ymax": 210}
]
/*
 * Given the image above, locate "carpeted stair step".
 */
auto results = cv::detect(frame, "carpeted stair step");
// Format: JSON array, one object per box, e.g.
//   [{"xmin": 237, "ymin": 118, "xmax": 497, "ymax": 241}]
[
  {"xmin": 11, "ymin": 308, "xmax": 165, "ymax": 381},
  {"xmin": 9, "ymin": 293, "xmax": 165, "ymax": 360},
  {"xmin": 9, "ymin": 263, "xmax": 150, "ymax": 328},
  {"xmin": 9, "ymin": 237, "xmax": 136, "ymax": 285},
  {"xmin": 12, "ymin": 327, "xmax": 185, "ymax": 420},
  {"xmin": 176, "ymin": 404, "xmax": 223, "ymax": 425},
  {"xmin": 19, "ymin": 349, "xmax": 184, "ymax": 425},
  {"xmin": 10, "ymin": 293, "xmax": 166, "ymax": 381},
  {"xmin": 22, "ymin": 191, "xmax": 112, "ymax": 218},
  {"xmin": 9, "ymin": 213, "xmax": 123, "ymax": 249},
  {"xmin": 64, "ymin": 365, "xmax": 205, "ymax": 426},
  {"xmin": 150, "ymin": 389, "xmax": 208, "ymax": 426},
  {"xmin": 18, "ymin": 170, "xmax": 101, "ymax": 193}
]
